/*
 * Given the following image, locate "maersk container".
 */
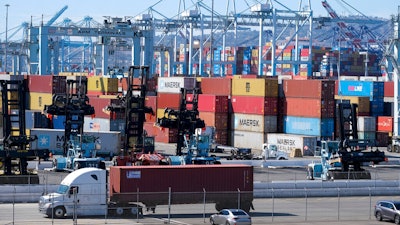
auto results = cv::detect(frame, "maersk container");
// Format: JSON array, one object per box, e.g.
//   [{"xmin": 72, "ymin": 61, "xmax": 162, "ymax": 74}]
[
  {"xmin": 232, "ymin": 113, "xmax": 277, "ymax": 133},
  {"xmin": 284, "ymin": 116, "xmax": 334, "ymax": 138},
  {"xmin": 266, "ymin": 133, "xmax": 318, "ymax": 156},
  {"xmin": 231, "ymin": 130, "xmax": 267, "ymax": 151},
  {"xmin": 109, "ymin": 165, "xmax": 254, "ymax": 212},
  {"xmin": 30, "ymin": 128, "xmax": 121, "ymax": 159},
  {"xmin": 157, "ymin": 77, "xmax": 197, "ymax": 93}
]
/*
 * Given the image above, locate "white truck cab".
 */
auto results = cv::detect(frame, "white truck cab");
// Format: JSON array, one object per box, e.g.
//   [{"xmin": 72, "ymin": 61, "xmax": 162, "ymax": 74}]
[
  {"xmin": 39, "ymin": 168, "xmax": 107, "ymax": 218},
  {"xmin": 261, "ymin": 143, "xmax": 288, "ymax": 160}
]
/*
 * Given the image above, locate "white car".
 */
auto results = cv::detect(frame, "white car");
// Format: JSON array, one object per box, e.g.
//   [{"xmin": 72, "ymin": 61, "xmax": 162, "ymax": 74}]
[{"xmin": 210, "ymin": 209, "xmax": 252, "ymax": 225}]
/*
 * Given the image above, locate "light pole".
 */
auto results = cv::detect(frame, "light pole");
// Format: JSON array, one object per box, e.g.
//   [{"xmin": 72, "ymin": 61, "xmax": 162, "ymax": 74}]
[{"xmin": 5, "ymin": 4, "xmax": 10, "ymax": 73}]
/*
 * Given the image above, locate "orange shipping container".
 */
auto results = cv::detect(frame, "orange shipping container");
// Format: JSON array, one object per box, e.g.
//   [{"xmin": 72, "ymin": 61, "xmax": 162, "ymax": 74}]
[
  {"xmin": 284, "ymin": 97, "xmax": 335, "ymax": 118},
  {"xmin": 199, "ymin": 111, "xmax": 229, "ymax": 130},
  {"xmin": 200, "ymin": 78, "xmax": 232, "ymax": 96}
]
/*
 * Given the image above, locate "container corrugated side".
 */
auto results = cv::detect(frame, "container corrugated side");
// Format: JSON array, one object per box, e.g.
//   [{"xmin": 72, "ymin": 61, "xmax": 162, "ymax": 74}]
[
  {"xmin": 231, "ymin": 113, "xmax": 277, "ymax": 133},
  {"xmin": 157, "ymin": 77, "xmax": 197, "ymax": 93},
  {"xmin": 284, "ymin": 97, "xmax": 335, "ymax": 118},
  {"xmin": 29, "ymin": 92, "xmax": 53, "ymax": 111},
  {"xmin": 284, "ymin": 116, "xmax": 334, "ymax": 138},
  {"xmin": 109, "ymin": 164, "xmax": 253, "ymax": 194},
  {"xmin": 266, "ymin": 133, "xmax": 318, "ymax": 156},
  {"xmin": 283, "ymin": 79, "xmax": 335, "ymax": 99},
  {"xmin": 230, "ymin": 96, "xmax": 278, "ymax": 115},
  {"xmin": 200, "ymin": 77, "xmax": 232, "ymax": 96},
  {"xmin": 357, "ymin": 116, "xmax": 376, "ymax": 132},
  {"xmin": 157, "ymin": 93, "xmax": 181, "ymax": 109},
  {"xmin": 231, "ymin": 78, "xmax": 278, "ymax": 97},
  {"xmin": 199, "ymin": 112, "xmax": 229, "ymax": 130},
  {"xmin": 338, "ymin": 80, "xmax": 372, "ymax": 97},
  {"xmin": 376, "ymin": 116, "xmax": 393, "ymax": 132},
  {"xmin": 231, "ymin": 130, "xmax": 267, "ymax": 151},
  {"xmin": 87, "ymin": 77, "xmax": 119, "ymax": 95}
]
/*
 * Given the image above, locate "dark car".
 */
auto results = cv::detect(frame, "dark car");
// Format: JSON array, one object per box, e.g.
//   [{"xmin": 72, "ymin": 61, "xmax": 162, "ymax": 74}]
[
  {"xmin": 210, "ymin": 209, "xmax": 251, "ymax": 225},
  {"xmin": 375, "ymin": 200, "xmax": 400, "ymax": 224}
]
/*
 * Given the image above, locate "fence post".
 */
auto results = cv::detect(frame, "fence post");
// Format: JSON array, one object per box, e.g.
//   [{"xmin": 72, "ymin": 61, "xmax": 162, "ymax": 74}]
[
  {"xmin": 272, "ymin": 188, "xmax": 274, "ymax": 222},
  {"xmin": 73, "ymin": 187, "xmax": 78, "ymax": 225},
  {"xmin": 237, "ymin": 188, "xmax": 241, "ymax": 209},
  {"xmin": 369, "ymin": 187, "xmax": 372, "ymax": 220},
  {"xmin": 13, "ymin": 185, "xmax": 15, "ymax": 225},
  {"xmin": 168, "ymin": 187, "xmax": 171, "ymax": 224},
  {"xmin": 305, "ymin": 187, "xmax": 308, "ymax": 221},
  {"xmin": 337, "ymin": 187, "xmax": 340, "ymax": 221},
  {"xmin": 203, "ymin": 188, "xmax": 206, "ymax": 223}
]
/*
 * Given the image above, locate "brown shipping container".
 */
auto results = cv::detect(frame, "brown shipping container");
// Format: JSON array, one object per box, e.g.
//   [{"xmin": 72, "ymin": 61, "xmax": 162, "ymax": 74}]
[
  {"xmin": 215, "ymin": 129, "xmax": 228, "ymax": 145},
  {"xmin": 199, "ymin": 111, "xmax": 229, "ymax": 130},
  {"xmin": 284, "ymin": 97, "xmax": 335, "ymax": 118},
  {"xmin": 157, "ymin": 93, "xmax": 181, "ymax": 109},
  {"xmin": 231, "ymin": 78, "xmax": 278, "ymax": 97},
  {"xmin": 200, "ymin": 77, "xmax": 232, "ymax": 96},
  {"xmin": 376, "ymin": 131, "xmax": 390, "ymax": 147},
  {"xmin": 109, "ymin": 165, "xmax": 253, "ymax": 204},
  {"xmin": 231, "ymin": 96, "xmax": 277, "ymax": 115},
  {"xmin": 283, "ymin": 79, "xmax": 335, "ymax": 99}
]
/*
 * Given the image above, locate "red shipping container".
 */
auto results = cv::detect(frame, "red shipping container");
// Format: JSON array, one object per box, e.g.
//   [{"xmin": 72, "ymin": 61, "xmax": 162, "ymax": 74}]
[
  {"xmin": 283, "ymin": 79, "xmax": 335, "ymax": 99},
  {"xmin": 157, "ymin": 93, "xmax": 181, "ymax": 109},
  {"xmin": 231, "ymin": 96, "xmax": 278, "ymax": 115},
  {"xmin": 199, "ymin": 111, "xmax": 229, "ymax": 130},
  {"xmin": 376, "ymin": 116, "xmax": 393, "ymax": 132},
  {"xmin": 28, "ymin": 75, "xmax": 66, "ymax": 94},
  {"xmin": 384, "ymin": 81, "xmax": 394, "ymax": 97},
  {"xmin": 148, "ymin": 124, "xmax": 178, "ymax": 143},
  {"xmin": 215, "ymin": 129, "xmax": 228, "ymax": 145},
  {"xmin": 187, "ymin": 94, "xmax": 229, "ymax": 113},
  {"xmin": 200, "ymin": 78, "xmax": 232, "ymax": 96},
  {"xmin": 284, "ymin": 97, "xmax": 335, "ymax": 118},
  {"xmin": 89, "ymin": 97, "xmax": 112, "ymax": 119}
]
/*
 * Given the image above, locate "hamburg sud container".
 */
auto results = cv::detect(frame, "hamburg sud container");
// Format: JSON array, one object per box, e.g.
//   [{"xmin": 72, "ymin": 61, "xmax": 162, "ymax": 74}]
[
  {"xmin": 266, "ymin": 133, "xmax": 318, "ymax": 156},
  {"xmin": 109, "ymin": 165, "xmax": 253, "ymax": 210}
]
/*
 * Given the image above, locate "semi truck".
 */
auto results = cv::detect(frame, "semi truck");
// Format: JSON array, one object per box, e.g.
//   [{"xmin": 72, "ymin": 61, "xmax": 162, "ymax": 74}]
[{"xmin": 39, "ymin": 165, "xmax": 254, "ymax": 219}]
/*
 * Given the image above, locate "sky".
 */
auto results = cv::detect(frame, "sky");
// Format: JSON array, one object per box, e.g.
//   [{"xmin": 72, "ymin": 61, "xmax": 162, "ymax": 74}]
[{"xmin": 0, "ymin": 0, "xmax": 399, "ymax": 40}]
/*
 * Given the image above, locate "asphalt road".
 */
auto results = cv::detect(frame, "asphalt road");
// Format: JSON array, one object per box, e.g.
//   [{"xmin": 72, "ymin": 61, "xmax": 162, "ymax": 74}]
[{"xmin": 0, "ymin": 196, "xmax": 394, "ymax": 225}]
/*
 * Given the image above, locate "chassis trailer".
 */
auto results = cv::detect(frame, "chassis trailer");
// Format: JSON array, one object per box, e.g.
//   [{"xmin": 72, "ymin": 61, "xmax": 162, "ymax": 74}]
[{"xmin": 39, "ymin": 165, "xmax": 253, "ymax": 218}]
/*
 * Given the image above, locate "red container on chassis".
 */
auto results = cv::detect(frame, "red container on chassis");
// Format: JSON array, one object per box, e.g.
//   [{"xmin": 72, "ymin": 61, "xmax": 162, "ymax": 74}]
[
  {"xmin": 157, "ymin": 93, "xmax": 181, "ymax": 109},
  {"xmin": 200, "ymin": 77, "xmax": 232, "ymax": 96},
  {"xmin": 284, "ymin": 97, "xmax": 335, "ymax": 118},
  {"xmin": 199, "ymin": 111, "xmax": 229, "ymax": 130},
  {"xmin": 231, "ymin": 96, "xmax": 278, "ymax": 115},
  {"xmin": 109, "ymin": 165, "xmax": 253, "ymax": 210},
  {"xmin": 283, "ymin": 79, "xmax": 335, "ymax": 99},
  {"xmin": 28, "ymin": 75, "xmax": 67, "ymax": 94},
  {"xmin": 376, "ymin": 116, "xmax": 393, "ymax": 132}
]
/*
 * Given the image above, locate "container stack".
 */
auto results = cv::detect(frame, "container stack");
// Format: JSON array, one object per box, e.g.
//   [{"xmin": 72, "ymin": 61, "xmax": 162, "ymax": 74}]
[
  {"xmin": 230, "ymin": 77, "xmax": 279, "ymax": 150},
  {"xmin": 283, "ymin": 79, "xmax": 336, "ymax": 141},
  {"xmin": 375, "ymin": 116, "xmax": 393, "ymax": 147},
  {"xmin": 198, "ymin": 77, "xmax": 231, "ymax": 145},
  {"xmin": 357, "ymin": 116, "xmax": 376, "ymax": 143}
]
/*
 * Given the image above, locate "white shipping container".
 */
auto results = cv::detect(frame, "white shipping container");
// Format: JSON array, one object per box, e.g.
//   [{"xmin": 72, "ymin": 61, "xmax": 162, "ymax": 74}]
[
  {"xmin": 231, "ymin": 130, "xmax": 267, "ymax": 151},
  {"xmin": 30, "ymin": 128, "xmax": 121, "ymax": 159},
  {"xmin": 157, "ymin": 77, "xmax": 197, "ymax": 93},
  {"xmin": 232, "ymin": 113, "xmax": 277, "ymax": 133},
  {"xmin": 266, "ymin": 133, "xmax": 318, "ymax": 156},
  {"xmin": 357, "ymin": 116, "xmax": 376, "ymax": 132},
  {"xmin": 84, "ymin": 117, "xmax": 111, "ymax": 132}
]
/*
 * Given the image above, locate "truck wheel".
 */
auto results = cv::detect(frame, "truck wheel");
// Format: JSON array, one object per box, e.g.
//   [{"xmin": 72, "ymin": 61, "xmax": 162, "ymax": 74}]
[
  {"xmin": 115, "ymin": 207, "xmax": 124, "ymax": 216},
  {"xmin": 53, "ymin": 206, "xmax": 66, "ymax": 219},
  {"xmin": 388, "ymin": 145, "xmax": 393, "ymax": 152},
  {"xmin": 74, "ymin": 162, "xmax": 81, "ymax": 170}
]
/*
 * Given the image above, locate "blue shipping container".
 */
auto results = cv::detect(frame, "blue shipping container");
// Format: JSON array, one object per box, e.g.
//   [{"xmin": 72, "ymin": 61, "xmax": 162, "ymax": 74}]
[
  {"xmin": 284, "ymin": 116, "xmax": 334, "ymax": 137},
  {"xmin": 52, "ymin": 115, "xmax": 66, "ymax": 129},
  {"xmin": 338, "ymin": 80, "xmax": 372, "ymax": 97}
]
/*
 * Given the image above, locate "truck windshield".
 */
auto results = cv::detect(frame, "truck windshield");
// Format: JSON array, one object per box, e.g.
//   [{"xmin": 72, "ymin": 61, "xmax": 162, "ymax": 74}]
[{"xmin": 56, "ymin": 185, "xmax": 69, "ymax": 194}]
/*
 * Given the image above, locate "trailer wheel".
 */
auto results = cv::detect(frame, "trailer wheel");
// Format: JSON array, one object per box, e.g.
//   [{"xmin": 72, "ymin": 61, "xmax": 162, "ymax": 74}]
[
  {"xmin": 115, "ymin": 207, "xmax": 124, "ymax": 216},
  {"xmin": 52, "ymin": 206, "xmax": 66, "ymax": 219},
  {"xmin": 396, "ymin": 146, "xmax": 400, "ymax": 153},
  {"xmin": 388, "ymin": 145, "xmax": 393, "ymax": 152}
]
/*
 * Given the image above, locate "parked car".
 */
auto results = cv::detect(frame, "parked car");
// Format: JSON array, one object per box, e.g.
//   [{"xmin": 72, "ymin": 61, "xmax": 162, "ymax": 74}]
[
  {"xmin": 210, "ymin": 209, "xmax": 251, "ymax": 225},
  {"xmin": 374, "ymin": 200, "xmax": 400, "ymax": 224}
]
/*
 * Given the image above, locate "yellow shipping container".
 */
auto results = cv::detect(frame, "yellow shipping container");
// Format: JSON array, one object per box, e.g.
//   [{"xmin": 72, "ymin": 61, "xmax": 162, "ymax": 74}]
[
  {"xmin": 232, "ymin": 78, "xmax": 278, "ymax": 97},
  {"xmin": 157, "ymin": 108, "xmax": 177, "ymax": 120},
  {"xmin": 334, "ymin": 95, "xmax": 370, "ymax": 114},
  {"xmin": 29, "ymin": 92, "xmax": 53, "ymax": 111},
  {"xmin": 87, "ymin": 77, "xmax": 119, "ymax": 94}
]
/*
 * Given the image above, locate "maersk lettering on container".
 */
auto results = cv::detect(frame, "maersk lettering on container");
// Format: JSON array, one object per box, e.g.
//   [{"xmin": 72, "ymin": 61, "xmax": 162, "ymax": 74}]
[
  {"xmin": 157, "ymin": 77, "xmax": 197, "ymax": 93},
  {"xmin": 338, "ymin": 80, "xmax": 372, "ymax": 98}
]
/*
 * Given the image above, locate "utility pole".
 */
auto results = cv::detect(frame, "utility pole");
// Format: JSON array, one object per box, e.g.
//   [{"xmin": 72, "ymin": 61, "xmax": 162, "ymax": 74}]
[{"xmin": 5, "ymin": 4, "xmax": 10, "ymax": 73}]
